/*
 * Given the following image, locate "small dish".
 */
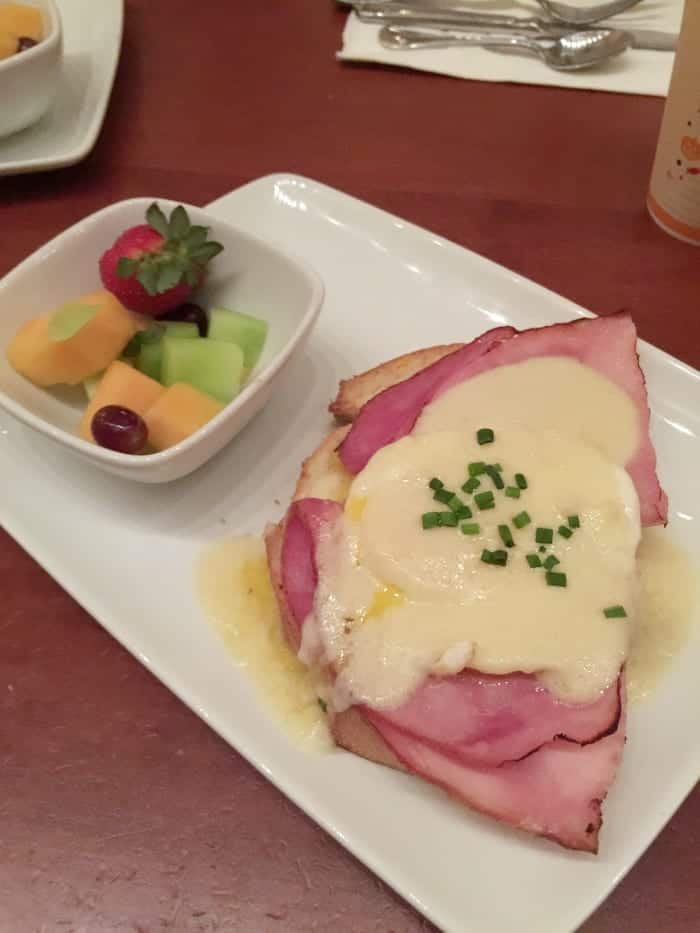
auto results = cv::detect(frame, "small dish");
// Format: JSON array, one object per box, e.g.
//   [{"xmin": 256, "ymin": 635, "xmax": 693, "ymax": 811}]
[
  {"xmin": 0, "ymin": 0, "xmax": 62, "ymax": 139},
  {"xmin": 0, "ymin": 0, "xmax": 123, "ymax": 175},
  {"xmin": 0, "ymin": 197, "xmax": 324, "ymax": 482}
]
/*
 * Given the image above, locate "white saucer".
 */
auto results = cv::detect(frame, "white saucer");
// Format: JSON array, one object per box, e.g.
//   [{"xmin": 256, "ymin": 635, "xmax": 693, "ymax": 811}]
[{"xmin": 0, "ymin": 0, "xmax": 123, "ymax": 176}]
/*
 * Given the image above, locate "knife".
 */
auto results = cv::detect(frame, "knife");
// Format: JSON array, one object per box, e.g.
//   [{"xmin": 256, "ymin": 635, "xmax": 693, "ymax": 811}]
[{"xmin": 352, "ymin": 2, "xmax": 678, "ymax": 50}]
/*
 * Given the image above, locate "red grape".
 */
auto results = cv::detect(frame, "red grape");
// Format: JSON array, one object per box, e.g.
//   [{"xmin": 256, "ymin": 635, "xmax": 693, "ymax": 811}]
[
  {"xmin": 92, "ymin": 406, "xmax": 147, "ymax": 454},
  {"xmin": 161, "ymin": 302, "xmax": 208, "ymax": 337}
]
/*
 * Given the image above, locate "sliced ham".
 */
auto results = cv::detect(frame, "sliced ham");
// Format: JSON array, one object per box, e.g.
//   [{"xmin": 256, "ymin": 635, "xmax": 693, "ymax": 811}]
[
  {"xmin": 372, "ymin": 704, "xmax": 625, "ymax": 853},
  {"xmin": 364, "ymin": 671, "xmax": 620, "ymax": 767},
  {"xmin": 279, "ymin": 498, "xmax": 342, "ymax": 642},
  {"xmin": 338, "ymin": 313, "xmax": 667, "ymax": 526},
  {"xmin": 336, "ymin": 325, "xmax": 515, "ymax": 473}
]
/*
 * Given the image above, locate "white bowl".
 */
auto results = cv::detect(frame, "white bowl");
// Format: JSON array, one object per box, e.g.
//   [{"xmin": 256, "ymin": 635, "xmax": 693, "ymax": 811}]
[
  {"xmin": 0, "ymin": 197, "xmax": 324, "ymax": 482},
  {"xmin": 0, "ymin": 0, "xmax": 63, "ymax": 139}
]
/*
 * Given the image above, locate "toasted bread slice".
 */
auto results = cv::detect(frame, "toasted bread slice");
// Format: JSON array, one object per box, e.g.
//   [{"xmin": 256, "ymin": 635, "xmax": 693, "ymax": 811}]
[{"xmin": 329, "ymin": 343, "xmax": 463, "ymax": 422}]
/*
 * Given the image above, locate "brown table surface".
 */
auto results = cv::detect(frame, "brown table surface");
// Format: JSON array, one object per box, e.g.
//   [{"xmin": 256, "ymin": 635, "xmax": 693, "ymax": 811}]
[{"xmin": 2, "ymin": 2, "xmax": 699, "ymax": 931}]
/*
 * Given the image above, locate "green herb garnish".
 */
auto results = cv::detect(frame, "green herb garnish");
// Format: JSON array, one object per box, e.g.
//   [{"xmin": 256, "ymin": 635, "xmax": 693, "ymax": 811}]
[
  {"xmin": 438, "ymin": 511, "xmax": 458, "ymax": 527},
  {"xmin": 515, "ymin": 473, "xmax": 528, "ymax": 490},
  {"xmin": 477, "ymin": 428, "xmax": 495, "ymax": 445},
  {"xmin": 422, "ymin": 512, "xmax": 441, "ymax": 529},
  {"xmin": 468, "ymin": 461, "xmax": 487, "ymax": 477},
  {"xmin": 603, "ymin": 605, "xmax": 627, "ymax": 618},
  {"xmin": 505, "ymin": 486, "xmax": 521, "ymax": 499},
  {"xmin": 461, "ymin": 522, "xmax": 481, "ymax": 535},
  {"xmin": 543, "ymin": 554, "xmax": 560, "ymax": 570},
  {"xmin": 462, "ymin": 477, "xmax": 481, "ymax": 494},
  {"xmin": 535, "ymin": 527, "xmax": 554, "ymax": 545},
  {"xmin": 568, "ymin": 514, "xmax": 580, "ymax": 529},
  {"xmin": 558, "ymin": 525, "xmax": 573, "ymax": 539},
  {"xmin": 526, "ymin": 553, "xmax": 542, "ymax": 568},
  {"xmin": 513, "ymin": 511, "xmax": 531, "ymax": 529},
  {"xmin": 474, "ymin": 491, "xmax": 495, "ymax": 511},
  {"xmin": 498, "ymin": 524, "xmax": 515, "ymax": 548},
  {"xmin": 429, "ymin": 477, "xmax": 444, "ymax": 491},
  {"xmin": 546, "ymin": 571, "xmax": 567, "ymax": 587},
  {"xmin": 485, "ymin": 465, "xmax": 504, "ymax": 490}
]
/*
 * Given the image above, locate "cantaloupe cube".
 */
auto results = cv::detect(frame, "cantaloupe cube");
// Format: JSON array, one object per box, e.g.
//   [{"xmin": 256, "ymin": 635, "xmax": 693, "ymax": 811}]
[
  {"xmin": 143, "ymin": 382, "xmax": 224, "ymax": 451},
  {"xmin": 6, "ymin": 290, "xmax": 137, "ymax": 387},
  {"xmin": 80, "ymin": 360, "xmax": 165, "ymax": 443}
]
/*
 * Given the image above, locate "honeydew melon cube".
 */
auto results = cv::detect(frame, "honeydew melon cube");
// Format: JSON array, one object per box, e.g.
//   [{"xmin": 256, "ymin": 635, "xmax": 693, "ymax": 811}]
[
  {"xmin": 207, "ymin": 307, "xmax": 268, "ymax": 373},
  {"xmin": 160, "ymin": 337, "xmax": 243, "ymax": 404}
]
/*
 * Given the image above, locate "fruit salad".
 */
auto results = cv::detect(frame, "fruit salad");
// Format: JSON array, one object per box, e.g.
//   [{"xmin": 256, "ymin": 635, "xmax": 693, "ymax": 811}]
[
  {"xmin": 0, "ymin": 3, "xmax": 43, "ymax": 60},
  {"xmin": 5, "ymin": 203, "xmax": 269, "ymax": 455}
]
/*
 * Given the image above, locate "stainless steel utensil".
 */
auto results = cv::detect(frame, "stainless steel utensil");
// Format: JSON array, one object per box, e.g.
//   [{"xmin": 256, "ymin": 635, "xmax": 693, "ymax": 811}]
[
  {"xmin": 379, "ymin": 24, "xmax": 632, "ymax": 69},
  {"xmin": 348, "ymin": 0, "xmax": 642, "ymax": 27},
  {"xmin": 536, "ymin": 0, "xmax": 641, "ymax": 26},
  {"xmin": 355, "ymin": 3, "xmax": 677, "ymax": 50}
]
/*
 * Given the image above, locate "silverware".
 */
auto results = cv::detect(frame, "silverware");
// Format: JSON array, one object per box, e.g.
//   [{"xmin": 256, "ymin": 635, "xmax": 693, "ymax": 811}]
[
  {"xmin": 379, "ymin": 24, "xmax": 632, "ymax": 68},
  {"xmin": 355, "ymin": 3, "xmax": 677, "ymax": 50},
  {"xmin": 347, "ymin": 0, "xmax": 642, "ymax": 27},
  {"xmin": 535, "ymin": 0, "xmax": 642, "ymax": 26}
]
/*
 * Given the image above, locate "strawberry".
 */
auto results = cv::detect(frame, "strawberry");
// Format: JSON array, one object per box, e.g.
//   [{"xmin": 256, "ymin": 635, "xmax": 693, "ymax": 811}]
[{"xmin": 99, "ymin": 202, "xmax": 223, "ymax": 317}]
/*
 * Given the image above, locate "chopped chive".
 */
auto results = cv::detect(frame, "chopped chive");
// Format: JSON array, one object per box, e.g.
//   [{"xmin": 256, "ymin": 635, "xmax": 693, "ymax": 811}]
[
  {"xmin": 535, "ymin": 527, "xmax": 554, "ymax": 545},
  {"xmin": 505, "ymin": 486, "xmax": 521, "ymax": 499},
  {"xmin": 462, "ymin": 477, "xmax": 481, "ymax": 494},
  {"xmin": 477, "ymin": 428, "xmax": 495, "ymax": 445},
  {"xmin": 526, "ymin": 553, "xmax": 542, "ymax": 568},
  {"xmin": 546, "ymin": 571, "xmax": 567, "ymax": 587},
  {"xmin": 468, "ymin": 461, "xmax": 487, "ymax": 477},
  {"xmin": 490, "ymin": 549, "xmax": 508, "ymax": 566},
  {"xmin": 438, "ymin": 511, "xmax": 458, "ymax": 527},
  {"xmin": 422, "ymin": 512, "xmax": 441, "ymax": 529},
  {"xmin": 568, "ymin": 514, "xmax": 580, "ymax": 529},
  {"xmin": 515, "ymin": 473, "xmax": 528, "ymax": 490},
  {"xmin": 498, "ymin": 524, "xmax": 514, "ymax": 548},
  {"xmin": 447, "ymin": 494, "xmax": 466, "ymax": 514},
  {"xmin": 543, "ymin": 554, "xmax": 560, "ymax": 570},
  {"xmin": 481, "ymin": 548, "xmax": 493, "ymax": 564},
  {"xmin": 538, "ymin": 545, "xmax": 547, "ymax": 553},
  {"xmin": 485, "ymin": 465, "xmax": 505, "ymax": 490},
  {"xmin": 429, "ymin": 477, "xmax": 444, "ymax": 491},
  {"xmin": 603, "ymin": 605, "xmax": 627, "ymax": 619},
  {"xmin": 474, "ymin": 491, "xmax": 495, "ymax": 510},
  {"xmin": 461, "ymin": 522, "xmax": 481, "ymax": 535},
  {"xmin": 456, "ymin": 505, "xmax": 473, "ymax": 521},
  {"xmin": 558, "ymin": 525, "xmax": 573, "ymax": 539},
  {"xmin": 434, "ymin": 488, "xmax": 452, "ymax": 504},
  {"xmin": 513, "ymin": 511, "xmax": 531, "ymax": 529}
]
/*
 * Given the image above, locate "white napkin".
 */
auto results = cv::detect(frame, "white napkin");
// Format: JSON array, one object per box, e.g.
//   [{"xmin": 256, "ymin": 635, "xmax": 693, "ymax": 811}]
[{"xmin": 338, "ymin": 0, "xmax": 683, "ymax": 96}]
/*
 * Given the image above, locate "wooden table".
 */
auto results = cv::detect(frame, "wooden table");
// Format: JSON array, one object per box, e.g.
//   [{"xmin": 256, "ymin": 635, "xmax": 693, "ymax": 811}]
[{"xmin": 2, "ymin": 2, "xmax": 698, "ymax": 930}]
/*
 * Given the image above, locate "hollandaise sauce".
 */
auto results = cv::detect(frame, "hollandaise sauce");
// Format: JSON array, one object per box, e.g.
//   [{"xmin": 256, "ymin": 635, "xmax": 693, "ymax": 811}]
[
  {"xmin": 197, "ymin": 357, "xmax": 696, "ymax": 729},
  {"xmin": 196, "ymin": 536, "xmax": 331, "ymax": 749}
]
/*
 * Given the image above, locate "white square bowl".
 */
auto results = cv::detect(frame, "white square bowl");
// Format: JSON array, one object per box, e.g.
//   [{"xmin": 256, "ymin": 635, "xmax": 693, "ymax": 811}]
[
  {"xmin": 0, "ymin": 197, "xmax": 324, "ymax": 482},
  {"xmin": 0, "ymin": 0, "xmax": 63, "ymax": 139}
]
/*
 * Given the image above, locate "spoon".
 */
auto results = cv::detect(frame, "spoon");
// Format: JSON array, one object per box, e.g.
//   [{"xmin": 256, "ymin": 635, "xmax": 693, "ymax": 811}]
[
  {"xmin": 354, "ymin": 0, "xmax": 642, "ymax": 28},
  {"xmin": 536, "ymin": 0, "xmax": 642, "ymax": 25},
  {"xmin": 379, "ymin": 24, "xmax": 631, "ymax": 70}
]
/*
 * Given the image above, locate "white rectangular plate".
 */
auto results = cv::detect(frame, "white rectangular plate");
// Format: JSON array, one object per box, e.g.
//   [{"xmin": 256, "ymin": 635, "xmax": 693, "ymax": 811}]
[
  {"xmin": 0, "ymin": 0, "xmax": 123, "ymax": 176},
  {"xmin": 1, "ymin": 174, "xmax": 698, "ymax": 933}
]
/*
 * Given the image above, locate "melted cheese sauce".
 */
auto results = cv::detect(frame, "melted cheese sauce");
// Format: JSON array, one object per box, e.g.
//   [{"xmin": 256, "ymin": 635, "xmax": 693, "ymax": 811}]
[
  {"xmin": 308, "ymin": 428, "xmax": 640, "ymax": 708},
  {"xmin": 627, "ymin": 528, "xmax": 698, "ymax": 702},
  {"xmin": 196, "ymin": 536, "xmax": 331, "ymax": 750},
  {"xmin": 414, "ymin": 356, "xmax": 640, "ymax": 467}
]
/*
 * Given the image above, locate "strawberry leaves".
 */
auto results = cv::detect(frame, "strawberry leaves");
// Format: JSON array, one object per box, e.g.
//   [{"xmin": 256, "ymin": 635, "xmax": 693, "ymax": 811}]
[
  {"xmin": 116, "ymin": 202, "xmax": 224, "ymax": 296},
  {"xmin": 145, "ymin": 202, "xmax": 170, "ymax": 238}
]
